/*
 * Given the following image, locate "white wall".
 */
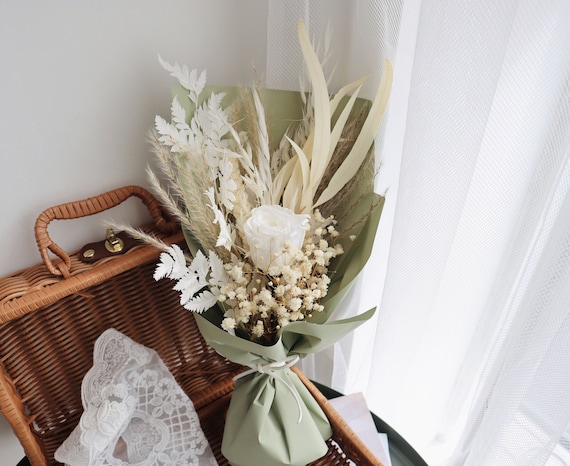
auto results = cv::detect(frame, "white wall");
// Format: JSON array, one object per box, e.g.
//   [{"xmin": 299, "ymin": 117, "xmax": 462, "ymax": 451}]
[
  {"xmin": 0, "ymin": 1, "xmax": 267, "ymax": 462},
  {"xmin": 0, "ymin": 0, "xmax": 268, "ymax": 278}
]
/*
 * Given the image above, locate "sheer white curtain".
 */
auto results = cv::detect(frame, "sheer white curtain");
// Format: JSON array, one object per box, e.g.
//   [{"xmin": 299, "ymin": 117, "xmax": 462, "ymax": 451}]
[
  {"xmin": 266, "ymin": 0, "xmax": 407, "ymax": 396},
  {"xmin": 267, "ymin": 1, "xmax": 570, "ymax": 466}
]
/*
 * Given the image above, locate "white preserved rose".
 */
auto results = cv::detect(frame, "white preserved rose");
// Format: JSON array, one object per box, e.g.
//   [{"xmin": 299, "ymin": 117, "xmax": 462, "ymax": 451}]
[{"xmin": 244, "ymin": 205, "xmax": 310, "ymax": 271}]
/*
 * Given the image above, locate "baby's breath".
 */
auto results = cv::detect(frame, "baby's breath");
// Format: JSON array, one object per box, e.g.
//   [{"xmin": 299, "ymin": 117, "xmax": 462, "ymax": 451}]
[{"xmin": 209, "ymin": 210, "xmax": 343, "ymax": 343}]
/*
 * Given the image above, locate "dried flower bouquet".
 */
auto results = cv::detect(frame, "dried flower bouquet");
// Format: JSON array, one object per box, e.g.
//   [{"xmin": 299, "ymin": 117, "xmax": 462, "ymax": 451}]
[{"xmin": 122, "ymin": 19, "xmax": 392, "ymax": 466}]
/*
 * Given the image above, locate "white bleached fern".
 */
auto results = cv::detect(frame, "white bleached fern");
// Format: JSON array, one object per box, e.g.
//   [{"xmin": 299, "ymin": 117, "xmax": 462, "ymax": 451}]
[
  {"xmin": 156, "ymin": 245, "xmax": 228, "ymax": 314},
  {"xmin": 204, "ymin": 187, "xmax": 233, "ymax": 250},
  {"xmin": 154, "ymin": 58, "xmax": 241, "ymax": 252},
  {"xmin": 159, "ymin": 55, "xmax": 206, "ymax": 104},
  {"xmin": 154, "ymin": 244, "xmax": 188, "ymax": 281}
]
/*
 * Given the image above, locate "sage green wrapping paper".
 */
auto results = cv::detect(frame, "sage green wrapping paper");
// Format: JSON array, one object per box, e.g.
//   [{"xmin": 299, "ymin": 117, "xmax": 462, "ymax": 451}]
[
  {"xmin": 226, "ymin": 372, "xmax": 329, "ymax": 466},
  {"xmin": 194, "ymin": 308, "xmax": 376, "ymax": 466},
  {"xmin": 173, "ymin": 86, "xmax": 385, "ymax": 465}
]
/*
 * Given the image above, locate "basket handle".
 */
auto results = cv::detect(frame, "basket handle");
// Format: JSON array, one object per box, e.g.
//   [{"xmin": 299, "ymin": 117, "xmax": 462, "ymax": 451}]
[{"xmin": 34, "ymin": 185, "xmax": 177, "ymax": 276}]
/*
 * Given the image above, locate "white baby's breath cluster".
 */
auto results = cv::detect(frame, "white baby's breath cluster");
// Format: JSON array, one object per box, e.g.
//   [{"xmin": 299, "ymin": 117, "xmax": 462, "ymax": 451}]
[
  {"xmin": 139, "ymin": 20, "xmax": 393, "ymax": 344},
  {"xmin": 218, "ymin": 210, "xmax": 343, "ymax": 340}
]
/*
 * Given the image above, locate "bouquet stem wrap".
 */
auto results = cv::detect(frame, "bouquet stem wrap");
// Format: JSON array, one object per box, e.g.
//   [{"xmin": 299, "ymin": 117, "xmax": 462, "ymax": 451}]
[
  {"xmin": 226, "ymin": 368, "xmax": 330, "ymax": 466},
  {"xmin": 195, "ymin": 306, "xmax": 376, "ymax": 466}
]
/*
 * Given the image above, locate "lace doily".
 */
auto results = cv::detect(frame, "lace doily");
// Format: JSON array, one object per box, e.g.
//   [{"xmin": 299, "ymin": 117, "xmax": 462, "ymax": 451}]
[{"xmin": 55, "ymin": 329, "xmax": 218, "ymax": 466}]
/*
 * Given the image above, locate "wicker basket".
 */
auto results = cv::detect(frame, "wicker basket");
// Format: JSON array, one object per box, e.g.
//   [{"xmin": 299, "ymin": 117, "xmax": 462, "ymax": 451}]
[{"xmin": 0, "ymin": 186, "xmax": 383, "ymax": 466}]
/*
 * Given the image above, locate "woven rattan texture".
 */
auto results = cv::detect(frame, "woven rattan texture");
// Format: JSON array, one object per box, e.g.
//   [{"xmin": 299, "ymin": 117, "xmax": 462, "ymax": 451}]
[{"xmin": 0, "ymin": 250, "xmax": 240, "ymax": 464}]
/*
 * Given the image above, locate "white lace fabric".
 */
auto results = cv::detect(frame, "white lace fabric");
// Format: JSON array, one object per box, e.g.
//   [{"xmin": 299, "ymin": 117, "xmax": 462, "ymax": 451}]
[{"xmin": 55, "ymin": 329, "xmax": 218, "ymax": 466}]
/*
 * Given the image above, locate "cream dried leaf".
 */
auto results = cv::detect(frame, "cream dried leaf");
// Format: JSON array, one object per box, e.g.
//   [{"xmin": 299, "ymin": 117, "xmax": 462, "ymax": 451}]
[
  {"xmin": 159, "ymin": 55, "xmax": 206, "ymax": 103},
  {"xmin": 154, "ymin": 116, "xmax": 188, "ymax": 153},
  {"xmin": 174, "ymin": 251, "xmax": 210, "ymax": 306},
  {"xmin": 205, "ymin": 187, "xmax": 233, "ymax": 250},
  {"xmin": 182, "ymin": 290, "xmax": 218, "ymax": 313},
  {"xmin": 208, "ymin": 250, "xmax": 227, "ymax": 288},
  {"xmin": 154, "ymin": 244, "xmax": 187, "ymax": 281}
]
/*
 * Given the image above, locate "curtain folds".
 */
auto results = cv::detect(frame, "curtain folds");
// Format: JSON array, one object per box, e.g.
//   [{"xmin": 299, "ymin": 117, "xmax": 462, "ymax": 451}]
[{"xmin": 267, "ymin": 1, "xmax": 570, "ymax": 465}]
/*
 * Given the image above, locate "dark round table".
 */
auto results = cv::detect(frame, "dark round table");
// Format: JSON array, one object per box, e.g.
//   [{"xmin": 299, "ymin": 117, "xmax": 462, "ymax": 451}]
[{"xmin": 312, "ymin": 381, "xmax": 429, "ymax": 466}]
